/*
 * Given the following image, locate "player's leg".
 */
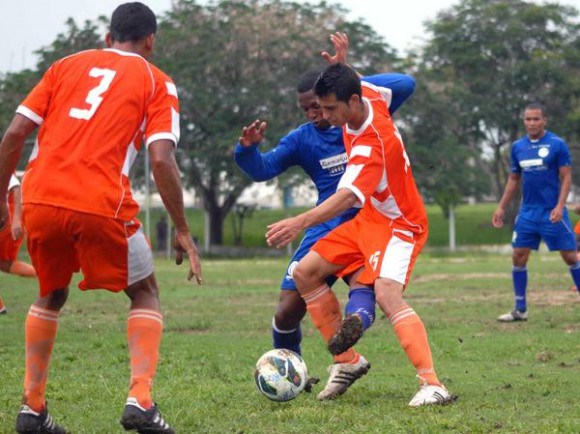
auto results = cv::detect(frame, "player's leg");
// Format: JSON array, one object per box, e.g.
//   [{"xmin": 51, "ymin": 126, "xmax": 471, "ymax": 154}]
[
  {"xmin": 0, "ymin": 295, "xmax": 6, "ymax": 314},
  {"xmin": 17, "ymin": 204, "xmax": 73, "ymax": 434},
  {"xmin": 121, "ymin": 274, "xmax": 173, "ymax": 434},
  {"xmin": 273, "ymin": 288, "xmax": 306, "ymax": 355},
  {"xmin": 498, "ymin": 210, "xmax": 538, "ymax": 322},
  {"xmin": 328, "ymin": 268, "xmax": 375, "ymax": 355},
  {"xmin": 542, "ymin": 209, "xmax": 580, "ymax": 295},
  {"xmin": 496, "ymin": 246, "xmax": 532, "ymax": 321},
  {"xmin": 119, "ymin": 226, "xmax": 172, "ymax": 434},
  {"xmin": 272, "ymin": 234, "xmax": 316, "ymax": 355},
  {"xmin": 295, "ymin": 223, "xmax": 371, "ymax": 400}
]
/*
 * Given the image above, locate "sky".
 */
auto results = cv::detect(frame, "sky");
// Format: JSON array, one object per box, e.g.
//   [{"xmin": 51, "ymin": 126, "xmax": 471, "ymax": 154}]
[{"xmin": 1, "ymin": 0, "xmax": 580, "ymax": 73}]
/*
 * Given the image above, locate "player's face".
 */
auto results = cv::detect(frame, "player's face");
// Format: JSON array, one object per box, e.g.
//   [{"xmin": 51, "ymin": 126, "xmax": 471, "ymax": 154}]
[
  {"xmin": 317, "ymin": 93, "xmax": 350, "ymax": 127},
  {"xmin": 523, "ymin": 109, "xmax": 546, "ymax": 140},
  {"xmin": 298, "ymin": 90, "xmax": 330, "ymax": 130}
]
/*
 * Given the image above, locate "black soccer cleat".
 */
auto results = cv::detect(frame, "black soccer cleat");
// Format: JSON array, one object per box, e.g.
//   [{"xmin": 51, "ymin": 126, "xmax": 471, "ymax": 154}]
[
  {"xmin": 16, "ymin": 405, "xmax": 67, "ymax": 434},
  {"xmin": 328, "ymin": 314, "xmax": 364, "ymax": 356},
  {"xmin": 120, "ymin": 398, "xmax": 175, "ymax": 434}
]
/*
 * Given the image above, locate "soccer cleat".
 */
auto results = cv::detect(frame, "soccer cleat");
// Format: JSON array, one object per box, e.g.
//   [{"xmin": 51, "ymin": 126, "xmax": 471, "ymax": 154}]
[
  {"xmin": 0, "ymin": 306, "xmax": 7, "ymax": 315},
  {"xmin": 497, "ymin": 310, "xmax": 528, "ymax": 322},
  {"xmin": 408, "ymin": 384, "xmax": 457, "ymax": 407},
  {"xmin": 16, "ymin": 404, "xmax": 67, "ymax": 434},
  {"xmin": 316, "ymin": 355, "xmax": 370, "ymax": 401},
  {"xmin": 303, "ymin": 376, "xmax": 320, "ymax": 393},
  {"xmin": 120, "ymin": 397, "xmax": 175, "ymax": 434},
  {"xmin": 328, "ymin": 314, "xmax": 364, "ymax": 356}
]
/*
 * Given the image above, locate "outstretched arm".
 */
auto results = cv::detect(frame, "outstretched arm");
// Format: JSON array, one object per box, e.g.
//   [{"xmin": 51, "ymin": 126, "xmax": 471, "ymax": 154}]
[
  {"xmin": 266, "ymin": 188, "xmax": 358, "ymax": 248},
  {"xmin": 234, "ymin": 119, "xmax": 297, "ymax": 181}
]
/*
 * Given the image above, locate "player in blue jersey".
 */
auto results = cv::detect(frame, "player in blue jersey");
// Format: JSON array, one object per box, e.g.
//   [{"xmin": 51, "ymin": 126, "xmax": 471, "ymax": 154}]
[
  {"xmin": 234, "ymin": 41, "xmax": 415, "ymax": 358},
  {"xmin": 492, "ymin": 102, "xmax": 580, "ymax": 322}
]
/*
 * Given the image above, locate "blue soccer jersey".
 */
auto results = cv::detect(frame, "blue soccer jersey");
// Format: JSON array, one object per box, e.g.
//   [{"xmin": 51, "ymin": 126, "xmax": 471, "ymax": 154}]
[
  {"xmin": 234, "ymin": 73, "xmax": 415, "ymax": 289},
  {"xmin": 510, "ymin": 130, "xmax": 571, "ymax": 210}
]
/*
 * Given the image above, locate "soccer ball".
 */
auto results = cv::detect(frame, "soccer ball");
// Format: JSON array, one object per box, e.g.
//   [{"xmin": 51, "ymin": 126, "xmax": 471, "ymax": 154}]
[{"xmin": 253, "ymin": 349, "xmax": 308, "ymax": 402}]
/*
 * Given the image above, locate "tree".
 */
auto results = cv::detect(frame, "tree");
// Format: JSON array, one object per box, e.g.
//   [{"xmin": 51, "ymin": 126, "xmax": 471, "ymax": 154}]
[
  {"xmin": 417, "ymin": 0, "xmax": 580, "ymax": 225},
  {"xmin": 153, "ymin": 0, "xmax": 397, "ymax": 245}
]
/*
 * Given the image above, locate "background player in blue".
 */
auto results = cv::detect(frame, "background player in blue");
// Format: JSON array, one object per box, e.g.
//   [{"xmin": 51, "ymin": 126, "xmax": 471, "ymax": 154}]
[
  {"xmin": 492, "ymin": 102, "xmax": 580, "ymax": 322},
  {"xmin": 234, "ymin": 40, "xmax": 415, "ymax": 355}
]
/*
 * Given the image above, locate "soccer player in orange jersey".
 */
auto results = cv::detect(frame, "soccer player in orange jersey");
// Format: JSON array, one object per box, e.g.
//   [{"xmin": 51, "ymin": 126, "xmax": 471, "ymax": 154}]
[
  {"xmin": 266, "ymin": 32, "xmax": 455, "ymax": 406},
  {"xmin": 0, "ymin": 175, "xmax": 36, "ymax": 315},
  {"xmin": 0, "ymin": 3, "xmax": 202, "ymax": 433}
]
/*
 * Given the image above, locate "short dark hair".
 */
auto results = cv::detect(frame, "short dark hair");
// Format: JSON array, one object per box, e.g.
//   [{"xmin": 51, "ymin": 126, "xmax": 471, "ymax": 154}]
[
  {"xmin": 297, "ymin": 70, "xmax": 322, "ymax": 93},
  {"xmin": 110, "ymin": 2, "xmax": 157, "ymax": 43},
  {"xmin": 524, "ymin": 102, "xmax": 546, "ymax": 117},
  {"xmin": 314, "ymin": 63, "xmax": 361, "ymax": 103}
]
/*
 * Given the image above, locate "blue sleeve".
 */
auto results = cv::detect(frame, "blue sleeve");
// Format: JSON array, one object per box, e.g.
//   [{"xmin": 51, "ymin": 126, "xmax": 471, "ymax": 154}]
[
  {"xmin": 510, "ymin": 144, "xmax": 521, "ymax": 174},
  {"xmin": 361, "ymin": 73, "xmax": 415, "ymax": 114},
  {"xmin": 558, "ymin": 140, "xmax": 572, "ymax": 167},
  {"xmin": 234, "ymin": 134, "xmax": 299, "ymax": 182}
]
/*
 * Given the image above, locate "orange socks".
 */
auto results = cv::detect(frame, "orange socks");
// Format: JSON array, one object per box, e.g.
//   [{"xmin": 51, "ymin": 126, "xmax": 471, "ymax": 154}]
[
  {"xmin": 303, "ymin": 284, "xmax": 358, "ymax": 364},
  {"xmin": 389, "ymin": 307, "xmax": 440, "ymax": 386},
  {"xmin": 127, "ymin": 309, "xmax": 163, "ymax": 409},
  {"xmin": 24, "ymin": 306, "xmax": 60, "ymax": 412},
  {"xmin": 9, "ymin": 261, "xmax": 37, "ymax": 277}
]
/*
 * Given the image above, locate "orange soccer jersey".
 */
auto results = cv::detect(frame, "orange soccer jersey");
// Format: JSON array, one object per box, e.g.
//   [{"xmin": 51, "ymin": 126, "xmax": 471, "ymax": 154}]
[
  {"xmin": 337, "ymin": 81, "xmax": 427, "ymax": 234},
  {"xmin": 16, "ymin": 48, "xmax": 180, "ymax": 221},
  {"xmin": 313, "ymin": 82, "xmax": 428, "ymax": 286}
]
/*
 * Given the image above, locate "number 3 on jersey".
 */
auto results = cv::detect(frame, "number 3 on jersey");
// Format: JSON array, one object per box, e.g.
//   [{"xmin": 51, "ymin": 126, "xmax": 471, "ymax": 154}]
[{"xmin": 69, "ymin": 68, "xmax": 117, "ymax": 120}]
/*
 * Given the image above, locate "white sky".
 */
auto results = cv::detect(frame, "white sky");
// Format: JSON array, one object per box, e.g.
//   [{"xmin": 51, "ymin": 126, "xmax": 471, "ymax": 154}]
[{"xmin": 1, "ymin": 0, "xmax": 579, "ymax": 73}]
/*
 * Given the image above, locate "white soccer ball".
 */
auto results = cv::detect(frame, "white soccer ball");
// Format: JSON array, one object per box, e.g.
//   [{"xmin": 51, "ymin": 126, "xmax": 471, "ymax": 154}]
[{"xmin": 253, "ymin": 349, "xmax": 308, "ymax": 402}]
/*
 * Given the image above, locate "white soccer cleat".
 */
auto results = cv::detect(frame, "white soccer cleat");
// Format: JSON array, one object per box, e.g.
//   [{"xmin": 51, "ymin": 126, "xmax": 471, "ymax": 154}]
[
  {"xmin": 316, "ymin": 355, "xmax": 370, "ymax": 401},
  {"xmin": 497, "ymin": 310, "xmax": 528, "ymax": 322},
  {"xmin": 408, "ymin": 384, "xmax": 456, "ymax": 407}
]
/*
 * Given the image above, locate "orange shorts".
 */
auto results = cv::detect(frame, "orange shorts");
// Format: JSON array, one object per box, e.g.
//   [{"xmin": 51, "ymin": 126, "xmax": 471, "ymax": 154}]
[
  {"xmin": 312, "ymin": 216, "xmax": 427, "ymax": 286},
  {"xmin": 23, "ymin": 204, "xmax": 154, "ymax": 297},
  {"xmin": 574, "ymin": 220, "xmax": 580, "ymax": 236},
  {"xmin": 0, "ymin": 223, "xmax": 22, "ymax": 262}
]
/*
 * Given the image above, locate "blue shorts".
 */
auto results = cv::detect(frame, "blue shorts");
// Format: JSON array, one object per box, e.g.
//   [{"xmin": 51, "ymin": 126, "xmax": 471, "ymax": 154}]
[
  {"xmin": 280, "ymin": 209, "xmax": 358, "ymax": 290},
  {"xmin": 512, "ymin": 207, "xmax": 576, "ymax": 251}
]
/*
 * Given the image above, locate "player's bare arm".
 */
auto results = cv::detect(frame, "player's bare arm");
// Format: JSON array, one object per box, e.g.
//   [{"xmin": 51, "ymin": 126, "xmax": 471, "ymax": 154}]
[
  {"xmin": 550, "ymin": 165, "xmax": 571, "ymax": 223},
  {"xmin": 266, "ymin": 188, "xmax": 358, "ymax": 248},
  {"xmin": 0, "ymin": 115, "xmax": 37, "ymax": 230},
  {"xmin": 492, "ymin": 173, "xmax": 521, "ymax": 228},
  {"xmin": 149, "ymin": 139, "xmax": 203, "ymax": 284},
  {"xmin": 239, "ymin": 119, "xmax": 267, "ymax": 147},
  {"xmin": 11, "ymin": 185, "xmax": 23, "ymax": 240}
]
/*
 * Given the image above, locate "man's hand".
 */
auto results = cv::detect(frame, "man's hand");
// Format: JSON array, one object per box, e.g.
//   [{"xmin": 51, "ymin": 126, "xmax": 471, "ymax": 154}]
[
  {"xmin": 174, "ymin": 229, "xmax": 203, "ymax": 284},
  {"xmin": 491, "ymin": 207, "xmax": 504, "ymax": 228},
  {"xmin": 11, "ymin": 219, "xmax": 22, "ymax": 240},
  {"xmin": 266, "ymin": 216, "xmax": 305, "ymax": 248},
  {"xmin": 239, "ymin": 119, "xmax": 267, "ymax": 147},
  {"xmin": 549, "ymin": 206, "xmax": 564, "ymax": 223},
  {"xmin": 321, "ymin": 32, "xmax": 349, "ymax": 65}
]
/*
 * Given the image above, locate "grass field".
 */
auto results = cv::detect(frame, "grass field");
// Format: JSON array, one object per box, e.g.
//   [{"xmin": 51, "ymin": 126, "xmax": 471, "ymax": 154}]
[
  {"xmin": 1, "ymin": 252, "xmax": 579, "ymax": 433},
  {"xmin": 143, "ymin": 202, "xmax": 580, "ymax": 250}
]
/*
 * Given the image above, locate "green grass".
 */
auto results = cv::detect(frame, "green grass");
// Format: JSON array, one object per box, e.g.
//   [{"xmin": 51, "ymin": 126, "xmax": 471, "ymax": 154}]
[
  {"xmin": 144, "ymin": 202, "xmax": 576, "ymax": 249},
  {"xmin": 1, "ymin": 252, "xmax": 579, "ymax": 433}
]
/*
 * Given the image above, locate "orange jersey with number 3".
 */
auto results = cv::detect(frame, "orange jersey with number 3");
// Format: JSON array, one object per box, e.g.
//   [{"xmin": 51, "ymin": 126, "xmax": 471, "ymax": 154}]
[
  {"xmin": 17, "ymin": 48, "xmax": 179, "ymax": 221},
  {"xmin": 337, "ymin": 82, "xmax": 427, "ymax": 233}
]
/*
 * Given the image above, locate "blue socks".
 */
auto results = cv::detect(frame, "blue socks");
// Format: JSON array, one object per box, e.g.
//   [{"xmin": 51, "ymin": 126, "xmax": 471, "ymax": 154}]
[
  {"xmin": 512, "ymin": 266, "xmax": 527, "ymax": 312},
  {"xmin": 272, "ymin": 318, "xmax": 302, "ymax": 355},
  {"xmin": 569, "ymin": 262, "xmax": 580, "ymax": 293},
  {"xmin": 345, "ymin": 287, "xmax": 376, "ymax": 330}
]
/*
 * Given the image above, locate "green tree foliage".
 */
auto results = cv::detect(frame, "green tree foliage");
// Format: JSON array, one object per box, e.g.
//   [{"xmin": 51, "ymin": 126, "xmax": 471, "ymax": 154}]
[
  {"xmin": 416, "ymin": 0, "xmax": 580, "ymax": 222},
  {"xmin": 0, "ymin": 18, "xmax": 105, "ymax": 165},
  {"xmin": 153, "ymin": 0, "xmax": 396, "ymax": 244}
]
